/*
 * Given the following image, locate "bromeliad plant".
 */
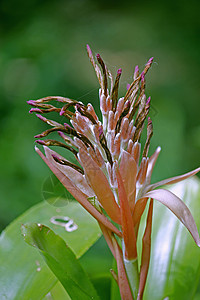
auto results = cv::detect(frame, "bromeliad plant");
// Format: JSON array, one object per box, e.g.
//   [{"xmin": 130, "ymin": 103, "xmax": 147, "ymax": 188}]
[{"xmin": 27, "ymin": 45, "xmax": 200, "ymax": 300}]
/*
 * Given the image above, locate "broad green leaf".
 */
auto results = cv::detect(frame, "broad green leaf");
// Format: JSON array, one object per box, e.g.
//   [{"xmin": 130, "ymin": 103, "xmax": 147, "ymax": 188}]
[
  {"xmin": 80, "ymin": 236, "xmax": 115, "ymax": 300},
  {"xmin": 141, "ymin": 177, "xmax": 200, "ymax": 299},
  {"xmin": 43, "ymin": 281, "xmax": 70, "ymax": 299},
  {"xmin": 22, "ymin": 223, "xmax": 100, "ymax": 300},
  {"xmin": 194, "ymin": 280, "xmax": 200, "ymax": 300},
  {"xmin": 0, "ymin": 201, "xmax": 101, "ymax": 299}
]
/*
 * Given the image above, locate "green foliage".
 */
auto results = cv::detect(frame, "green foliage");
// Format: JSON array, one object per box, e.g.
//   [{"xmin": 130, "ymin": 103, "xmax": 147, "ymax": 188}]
[
  {"xmin": 139, "ymin": 177, "xmax": 200, "ymax": 299},
  {"xmin": 0, "ymin": 201, "xmax": 101, "ymax": 299},
  {"xmin": 0, "ymin": 0, "xmax": 200, "ymax": 231},
  {"xmin": 0, "ymin": 178, "xmax": 200, "ymax": 299},
  {"xmin": 0, "ymin": 2, "xmax": 200, "ymax": 297},
  {"xmin": 22, "ymin": 223, "xmax": 100, "ymax": 300}
]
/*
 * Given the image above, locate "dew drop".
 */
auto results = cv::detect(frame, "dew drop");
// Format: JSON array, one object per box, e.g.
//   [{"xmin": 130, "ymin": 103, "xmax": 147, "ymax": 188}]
[
  {"xmin": 35, "ymin": 260, "xmax": 41, "ymax": 271},
  {"xmin": 50, "ymin": 216, "xmax": 78, "ymax": 232}
]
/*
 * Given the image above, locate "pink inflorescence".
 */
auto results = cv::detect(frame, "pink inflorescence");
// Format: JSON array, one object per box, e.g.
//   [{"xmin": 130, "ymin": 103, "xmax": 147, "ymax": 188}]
[{"xmin": 28, "ymin": 46, "xmax": 200, "ymax": 300}]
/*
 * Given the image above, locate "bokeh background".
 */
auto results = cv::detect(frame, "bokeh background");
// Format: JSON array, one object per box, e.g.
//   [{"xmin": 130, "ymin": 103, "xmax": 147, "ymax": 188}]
[
  {"xmin": 0, "ymin": 0, "xmax": 199, "ymax": 243},
  {"xmin": 0, "ymin": 0, "xmax": 200, "ymax": 297}
]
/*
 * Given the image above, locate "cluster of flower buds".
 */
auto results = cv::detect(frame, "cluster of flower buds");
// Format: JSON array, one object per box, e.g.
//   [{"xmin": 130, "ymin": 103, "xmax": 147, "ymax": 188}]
[{"xmin": 28, "ymin": 45, "xmax": 200, "ymax": 300}]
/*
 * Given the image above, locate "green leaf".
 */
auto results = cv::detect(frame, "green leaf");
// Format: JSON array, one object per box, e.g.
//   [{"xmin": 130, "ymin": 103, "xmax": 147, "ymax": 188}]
[
  {"xmin": 22, "ymin": 223, "xmax": 100, "ymax": 300},
  {"xmin": 43, "ymin": 281, "xmax": 70, "ymax": 299},
  {"xmin": 0, "ymin": 201, "xmax": 101, "ymax": 299},
  {"xmin": 142, "ymin": 177, "xmax": 200, "ymax": 299},
  {"xmin": 80, "ymin": 236, "xmax": 115, "ymax": 300}
]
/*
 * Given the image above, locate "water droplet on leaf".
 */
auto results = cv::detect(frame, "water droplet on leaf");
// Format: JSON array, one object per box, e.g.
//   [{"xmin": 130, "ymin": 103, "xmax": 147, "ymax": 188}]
[{"xmin": 50, "ymin": 216, "xmax": 78, "ymax": 232}]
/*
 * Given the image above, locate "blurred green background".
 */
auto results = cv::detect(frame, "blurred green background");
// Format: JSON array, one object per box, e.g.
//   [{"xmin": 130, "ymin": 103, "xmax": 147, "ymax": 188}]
[{"xmin": 0, "ymin": 0, "xmax": 200, "ymax": 233}]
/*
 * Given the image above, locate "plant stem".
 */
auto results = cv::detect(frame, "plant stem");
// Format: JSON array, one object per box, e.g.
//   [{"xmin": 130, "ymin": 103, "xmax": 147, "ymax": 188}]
[
  {"xmin": 122, "ymin": 239, "xmax": 139, "ymax": 299},
  {"xmin": 124, "ymin": 257, "xmax": 139, "ymax": 300}
]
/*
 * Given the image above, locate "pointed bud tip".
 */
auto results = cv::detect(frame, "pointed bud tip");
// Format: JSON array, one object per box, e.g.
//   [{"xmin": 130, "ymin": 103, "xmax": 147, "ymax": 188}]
[
  {"xmin": 134, "ymin": 65, "xmax": 139, "ymax": 73},
  {"xmin": 156, "ymin": 146, "xmax": 161, "ymax": 153},
  {"xmin": 29, "ymin": 108, "xmax": 43, "ymax": 114},
  {"xmin": 27, "ymin": 100, "xmax": 35, "ymax": 105},
  {"xmin": 86, "ymin": 44, "xmax": 93, "ymax": 55},
  {"xmin": 146, "ymin": 97, "xmax": 151, "ymax": 105},
  {"xmin": 29, "ymin": 108, "xmax": 35, "ymax": 114},
  {"xmin": 64, "ymin": 123, "xmax": 72, "ymax": 129},
  {"xmin": 58, "ymin": 131, "xmax": 64, "ymax": 137},
  {"xmin": 149, "ymin": 57, "xmax": 154, "ymax": 63},
  {"xmin": 145, "ymin": 57, "xmax": 154, "ymax": 66},
  {"xmin": 96, "ymin": 53, "xmax": 101, "ymax": 60},
  {"xmin": 117, "ymin": 68, "xmax": 122, "ymax": 75},
  {"xmin": 60, "ymin": 107, "xmax": 65, "ymax": 116}
]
